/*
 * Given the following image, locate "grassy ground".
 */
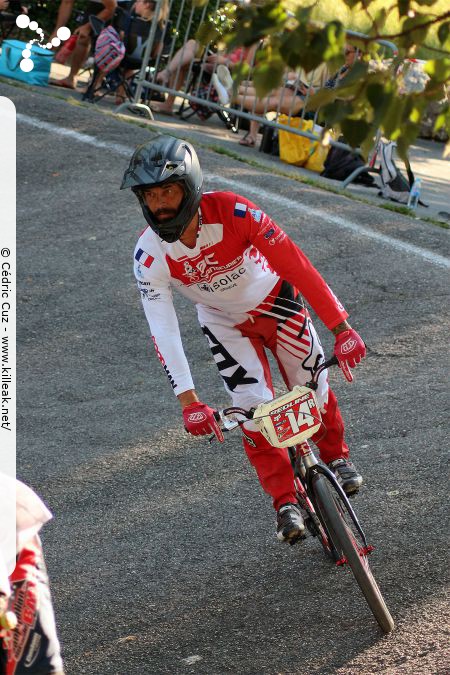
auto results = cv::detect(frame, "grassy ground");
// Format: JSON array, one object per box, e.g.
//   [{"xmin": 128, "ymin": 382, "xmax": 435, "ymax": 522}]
[{"xmin": 286, "ymin": 0, "xmax": 449, "ymax": 58}]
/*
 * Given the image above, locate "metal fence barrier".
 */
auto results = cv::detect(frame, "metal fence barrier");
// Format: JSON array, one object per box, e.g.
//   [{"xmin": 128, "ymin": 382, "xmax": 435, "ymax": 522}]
[{"xmin": 116, "ymin": 0, "xmax": 397, "ymax": 178}]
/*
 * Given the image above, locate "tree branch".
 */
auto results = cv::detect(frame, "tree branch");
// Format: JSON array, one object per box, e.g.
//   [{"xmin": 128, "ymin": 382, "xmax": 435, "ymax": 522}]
[{"xmin": 369, "ymin": 10, "xmax": 450, "ymax": 42}]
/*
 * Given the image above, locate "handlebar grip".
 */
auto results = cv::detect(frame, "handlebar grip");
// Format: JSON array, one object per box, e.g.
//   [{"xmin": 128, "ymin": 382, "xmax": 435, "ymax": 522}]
[{"xmin": 323, "ymin": 355, "xmax": 339, "ymax": 369}]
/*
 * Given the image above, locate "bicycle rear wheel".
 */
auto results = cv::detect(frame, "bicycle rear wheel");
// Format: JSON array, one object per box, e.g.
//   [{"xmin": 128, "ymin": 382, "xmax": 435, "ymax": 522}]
[{"xmin": 312, "ymin": 473, "xmax": 394, "ymax": 633}]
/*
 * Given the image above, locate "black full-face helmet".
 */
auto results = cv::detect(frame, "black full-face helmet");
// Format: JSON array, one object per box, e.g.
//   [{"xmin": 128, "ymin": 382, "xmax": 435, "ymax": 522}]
[{"xmin": 120, "ymin": 135, "xmax": 203, "ymax": 243}]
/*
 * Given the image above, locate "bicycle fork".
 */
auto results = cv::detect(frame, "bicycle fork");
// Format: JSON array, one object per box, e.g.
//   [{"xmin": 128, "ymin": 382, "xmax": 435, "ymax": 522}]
[{"xmin": 289, "ymin": 442, "xmax": 374, "ymax": 560}]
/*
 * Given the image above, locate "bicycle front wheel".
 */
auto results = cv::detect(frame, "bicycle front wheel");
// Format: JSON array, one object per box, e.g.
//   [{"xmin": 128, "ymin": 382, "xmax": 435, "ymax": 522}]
[{"xmin": 312, "ymin": 474, "xmax": 394, "ymax": 634}]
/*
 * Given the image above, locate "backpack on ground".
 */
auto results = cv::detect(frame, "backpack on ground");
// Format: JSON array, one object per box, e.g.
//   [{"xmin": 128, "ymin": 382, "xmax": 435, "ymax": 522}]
[
  {"xmin": 94, "ymin": 26, "xmax": 125, "ymax": 75},
  {"xmin": 375, "ymin": 140, "xmax": 414, "ymax": 203},
  {"xmin": 320, "ymin": 144, "xmax": 375, "ymax": 186},
  {"xmin": 374, "ymin": 139, "xmax": 428, "ymax": 206}
]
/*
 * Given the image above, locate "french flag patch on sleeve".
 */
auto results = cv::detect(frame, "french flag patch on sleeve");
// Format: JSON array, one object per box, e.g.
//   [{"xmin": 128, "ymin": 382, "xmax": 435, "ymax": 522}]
[
  {"xmin": 234, "ymin": 202, "xmax": 247, "ymax": 218},
  {"xmin": 135, "ymin": 248, "xmax": 154, "ymax": 268}
]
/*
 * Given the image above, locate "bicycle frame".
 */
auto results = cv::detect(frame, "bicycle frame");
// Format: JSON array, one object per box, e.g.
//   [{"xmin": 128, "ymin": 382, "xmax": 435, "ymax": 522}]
[{"xmin": 289, "ymin": 440, "xmax": 372, "ymax": 557}]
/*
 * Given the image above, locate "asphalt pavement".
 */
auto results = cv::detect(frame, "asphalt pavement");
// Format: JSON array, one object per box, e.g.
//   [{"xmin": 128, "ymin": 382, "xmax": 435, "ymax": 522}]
[{"xmin": 1, "ymin": 78, "xmax": 450, "ymax": 675}]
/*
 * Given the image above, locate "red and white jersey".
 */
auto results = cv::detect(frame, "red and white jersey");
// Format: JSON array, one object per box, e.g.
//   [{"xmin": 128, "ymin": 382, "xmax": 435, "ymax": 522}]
[{"xmin": 134, "ymin": 191, "xmax": 347, "ymax": 395}]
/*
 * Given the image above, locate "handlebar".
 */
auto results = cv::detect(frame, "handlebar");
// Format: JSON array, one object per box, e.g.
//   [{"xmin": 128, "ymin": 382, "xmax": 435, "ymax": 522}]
[{"xmin": 213, "ymin": 354, "xmax": 339, "ymax": 434}]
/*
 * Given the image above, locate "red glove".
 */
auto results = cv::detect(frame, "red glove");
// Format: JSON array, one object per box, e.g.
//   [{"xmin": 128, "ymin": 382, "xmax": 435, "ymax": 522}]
[
  {"xmin": 183, "ymin": 402, "xmax": 224, "ymax": 442},
  {"xmin": 333, "ymin": 329, "xmax": 366, "ymax": 382}
]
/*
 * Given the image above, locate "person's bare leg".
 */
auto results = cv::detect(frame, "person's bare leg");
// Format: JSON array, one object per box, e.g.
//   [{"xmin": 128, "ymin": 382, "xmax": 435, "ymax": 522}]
[
  {"xmin": 153, "ymin": 64, "xmax": 190, "ymax": 113},
  {"xmin": 49, "ymin": 0, "xmax": 74, "ymax": 41},
  {"xmin": 156, "ymin": 39, "xmax": 198, "ymax": 85},
  {"xmin": 239, "ymin": 119, "xmax": 260, "ymax": 146},
  {"xmin": 55, "ymin": 31, "xmax": 91, "ymax": 88},
  {"xmin": 234, "ymin": 92, "xmax": 303, "ymax": 116}
]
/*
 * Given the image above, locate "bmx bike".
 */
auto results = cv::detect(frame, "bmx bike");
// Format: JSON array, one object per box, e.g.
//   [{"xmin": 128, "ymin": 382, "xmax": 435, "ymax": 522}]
[{"xmin": 213, "ymin": 355, "xmax": 395, "ymax": 634}]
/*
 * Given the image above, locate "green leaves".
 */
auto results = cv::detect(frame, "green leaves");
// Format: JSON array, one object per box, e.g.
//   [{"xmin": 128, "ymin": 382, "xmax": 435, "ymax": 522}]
[
  {"xmin": 424, "ymin": 58, "xmax": 450, "ymax": 83},
  {"xmin": 433, "ymin": 103, "xmax": 449, "ymax": 135},
  {"xmin": 225, "ymin": 0, "xmax": 287, "ymax": 48},
  {"xmin": 340, "ymin": 119, "xmax": 373, "ymax": 147},
  {"xmin": 438, "ymin": 21, "xmax": 450, "ymax": 46},
  {"xmin": 193, "ymin": 0, "xmax": 450, "ymax": 157},
  {"xmin": 399, "ymin": 13, "xmax": 432, "ymax": 48},
  {"xmin": 252, "ymin": 53, "xmax": 285, "ymax": 98},
  {"xmin": 398, "ymin": 0, "xmax": 411, "ymax": 17},
  {"xmin": 279, "ymin": 20, "xmax": 345, "ymax": 73}
]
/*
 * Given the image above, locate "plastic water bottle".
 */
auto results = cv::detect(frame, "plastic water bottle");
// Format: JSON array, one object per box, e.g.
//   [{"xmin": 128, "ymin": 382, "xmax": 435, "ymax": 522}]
[
  {"xmin": 54, "ymin": 34, "xmax": 78, "ymax": 65},
  {"xmin": 407, "ymin": 178, "xmax": 422, "ymax": 208}
]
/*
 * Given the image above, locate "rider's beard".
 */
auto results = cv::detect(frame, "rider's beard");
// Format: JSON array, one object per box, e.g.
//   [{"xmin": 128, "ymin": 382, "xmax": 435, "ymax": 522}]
[{"xmin": 154, "ymin": 208, "xmax": 178, "ymax": 223}]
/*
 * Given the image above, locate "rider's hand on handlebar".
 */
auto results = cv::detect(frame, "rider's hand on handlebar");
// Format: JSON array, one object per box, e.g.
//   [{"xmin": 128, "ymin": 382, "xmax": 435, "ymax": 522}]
[
  {"xmin": 183, "ymin": 402, "xmax": 225, "ymax": 442},
  {"xmin": 333, "ymin": 329, "xmax": 366, "ymax": 382}
]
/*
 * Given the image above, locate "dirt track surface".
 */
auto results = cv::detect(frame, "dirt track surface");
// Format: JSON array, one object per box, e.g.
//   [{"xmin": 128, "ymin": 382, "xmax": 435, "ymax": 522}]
[{"xmin": 3, "ymin": 82, "xmax": 450, "ymax": 674}]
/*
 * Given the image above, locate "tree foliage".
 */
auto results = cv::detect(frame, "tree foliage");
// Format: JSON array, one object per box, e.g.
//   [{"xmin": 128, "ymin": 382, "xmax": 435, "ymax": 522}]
[{"xmin": 195, "ymin": 0, "xmax": 450, "ymax": 159}]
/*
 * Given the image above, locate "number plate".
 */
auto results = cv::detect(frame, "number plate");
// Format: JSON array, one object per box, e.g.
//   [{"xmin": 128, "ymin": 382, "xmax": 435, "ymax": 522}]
[{"xmin": 253, "ymin": 386, "xmax": 322, "ymax": 448}]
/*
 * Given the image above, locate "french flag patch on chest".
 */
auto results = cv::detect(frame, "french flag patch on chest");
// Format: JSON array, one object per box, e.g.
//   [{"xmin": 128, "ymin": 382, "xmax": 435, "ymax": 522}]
[
  {"xmin": 135, "ymin": 248, "xmax": 154, "ymax": 268},
  {"xmin": 234, "ymin": 202, "xmax": 247, "ymax": 218}
]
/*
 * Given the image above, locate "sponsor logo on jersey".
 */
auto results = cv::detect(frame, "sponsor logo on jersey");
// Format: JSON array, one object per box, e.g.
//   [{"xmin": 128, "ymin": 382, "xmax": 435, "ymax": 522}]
[
  {"xmin": 261, "ymin": 224, "xmax": 286, "ymax": 246},
  {"xmin": 135, "ymin": 248, "xmax": 154, "ymax": 268},
  {"xmin": 326, "ymin": 284, "xmax": 346, "ymax": 312},
  {"xmin": 196, "ymin": 267, "xmax": 246, "ymax": 292},
  {"xmin": 234, "ymin": 202, "xmax": 247, "ymax": 218},
  {"xmin": 168, "ymin": 250, "xmax": 244, "ymax": 286},
  {"xmin": 137, "ymin": 282, "xmax": 160, "ymax": 301},
  {"xmin": 249, "ymin": 208, "xmax": 263, "ymax": 223},
  {"xmin": 152, "ymin": 336, "xmax": 176, "ymax": 389}
]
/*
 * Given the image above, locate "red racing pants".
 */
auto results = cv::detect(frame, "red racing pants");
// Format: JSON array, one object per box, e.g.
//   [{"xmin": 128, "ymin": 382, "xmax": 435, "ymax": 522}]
[{"xmin": 199, "ymin": 280, "xmax": 349, "ymax": 510}]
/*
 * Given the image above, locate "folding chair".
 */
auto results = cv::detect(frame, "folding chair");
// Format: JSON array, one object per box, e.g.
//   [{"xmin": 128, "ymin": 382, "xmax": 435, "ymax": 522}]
[{"xmin": 82, "ymin": 14, "xmax": 169, "ymax": 105}]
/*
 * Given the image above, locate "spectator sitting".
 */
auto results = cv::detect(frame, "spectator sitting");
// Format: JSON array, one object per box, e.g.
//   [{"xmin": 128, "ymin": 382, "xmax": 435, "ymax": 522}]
[
  {"xmin": 234, "ymin": 75, "xmax": 313, "ymax": 147},
  {"xmin": 237, "ymin": 64, "xmax": 329, "ymax": 147},
  {"xmin": 325, "ymin": 44, "xmax": 360, "ymax": 89},
  {"xmin": 152, "ymin": 42, "xmax": 257, "ymax": 116},
  {"xmin": 51, "ymin": 0, "xmax": 118, "ymax": 90},
  {"xmin": 114, "ymin": 0, "xmax": 169, "ymax": 105}
]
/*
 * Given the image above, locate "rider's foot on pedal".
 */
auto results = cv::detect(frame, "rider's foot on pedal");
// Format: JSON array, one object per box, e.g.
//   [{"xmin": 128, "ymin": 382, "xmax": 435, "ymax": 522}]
[
  {"xmin": 276, "ymin": 503, "xmax": 305, "ymax": 542},
  {"xmin": 328, "ymin": 458, "xmax": 363, "ymax": 495}
]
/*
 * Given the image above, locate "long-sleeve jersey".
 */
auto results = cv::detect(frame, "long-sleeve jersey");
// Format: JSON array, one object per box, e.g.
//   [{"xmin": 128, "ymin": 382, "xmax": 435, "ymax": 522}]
[{"xmin": 133, "ymin": 191, "xmax": 348, "ymax": 395}]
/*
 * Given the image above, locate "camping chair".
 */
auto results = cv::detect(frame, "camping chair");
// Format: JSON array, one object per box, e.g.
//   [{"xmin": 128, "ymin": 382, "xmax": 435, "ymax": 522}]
[
  {"xmin": 82, "ymin": 14, "xmax": 171, "ymax": 105},
  {"xmin": 74, "ymin": 4, "xmax": 132, "ymax": 83}
]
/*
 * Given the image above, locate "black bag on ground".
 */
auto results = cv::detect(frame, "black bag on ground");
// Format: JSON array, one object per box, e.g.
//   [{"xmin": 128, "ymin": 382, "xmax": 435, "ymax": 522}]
[
  {"xmin": 259, "ymin": 125, "xmax": 279, "ymax": 156},
  {"xmin": 321, "ymin": 145, "xmax": 375, "ymax": 186}
]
